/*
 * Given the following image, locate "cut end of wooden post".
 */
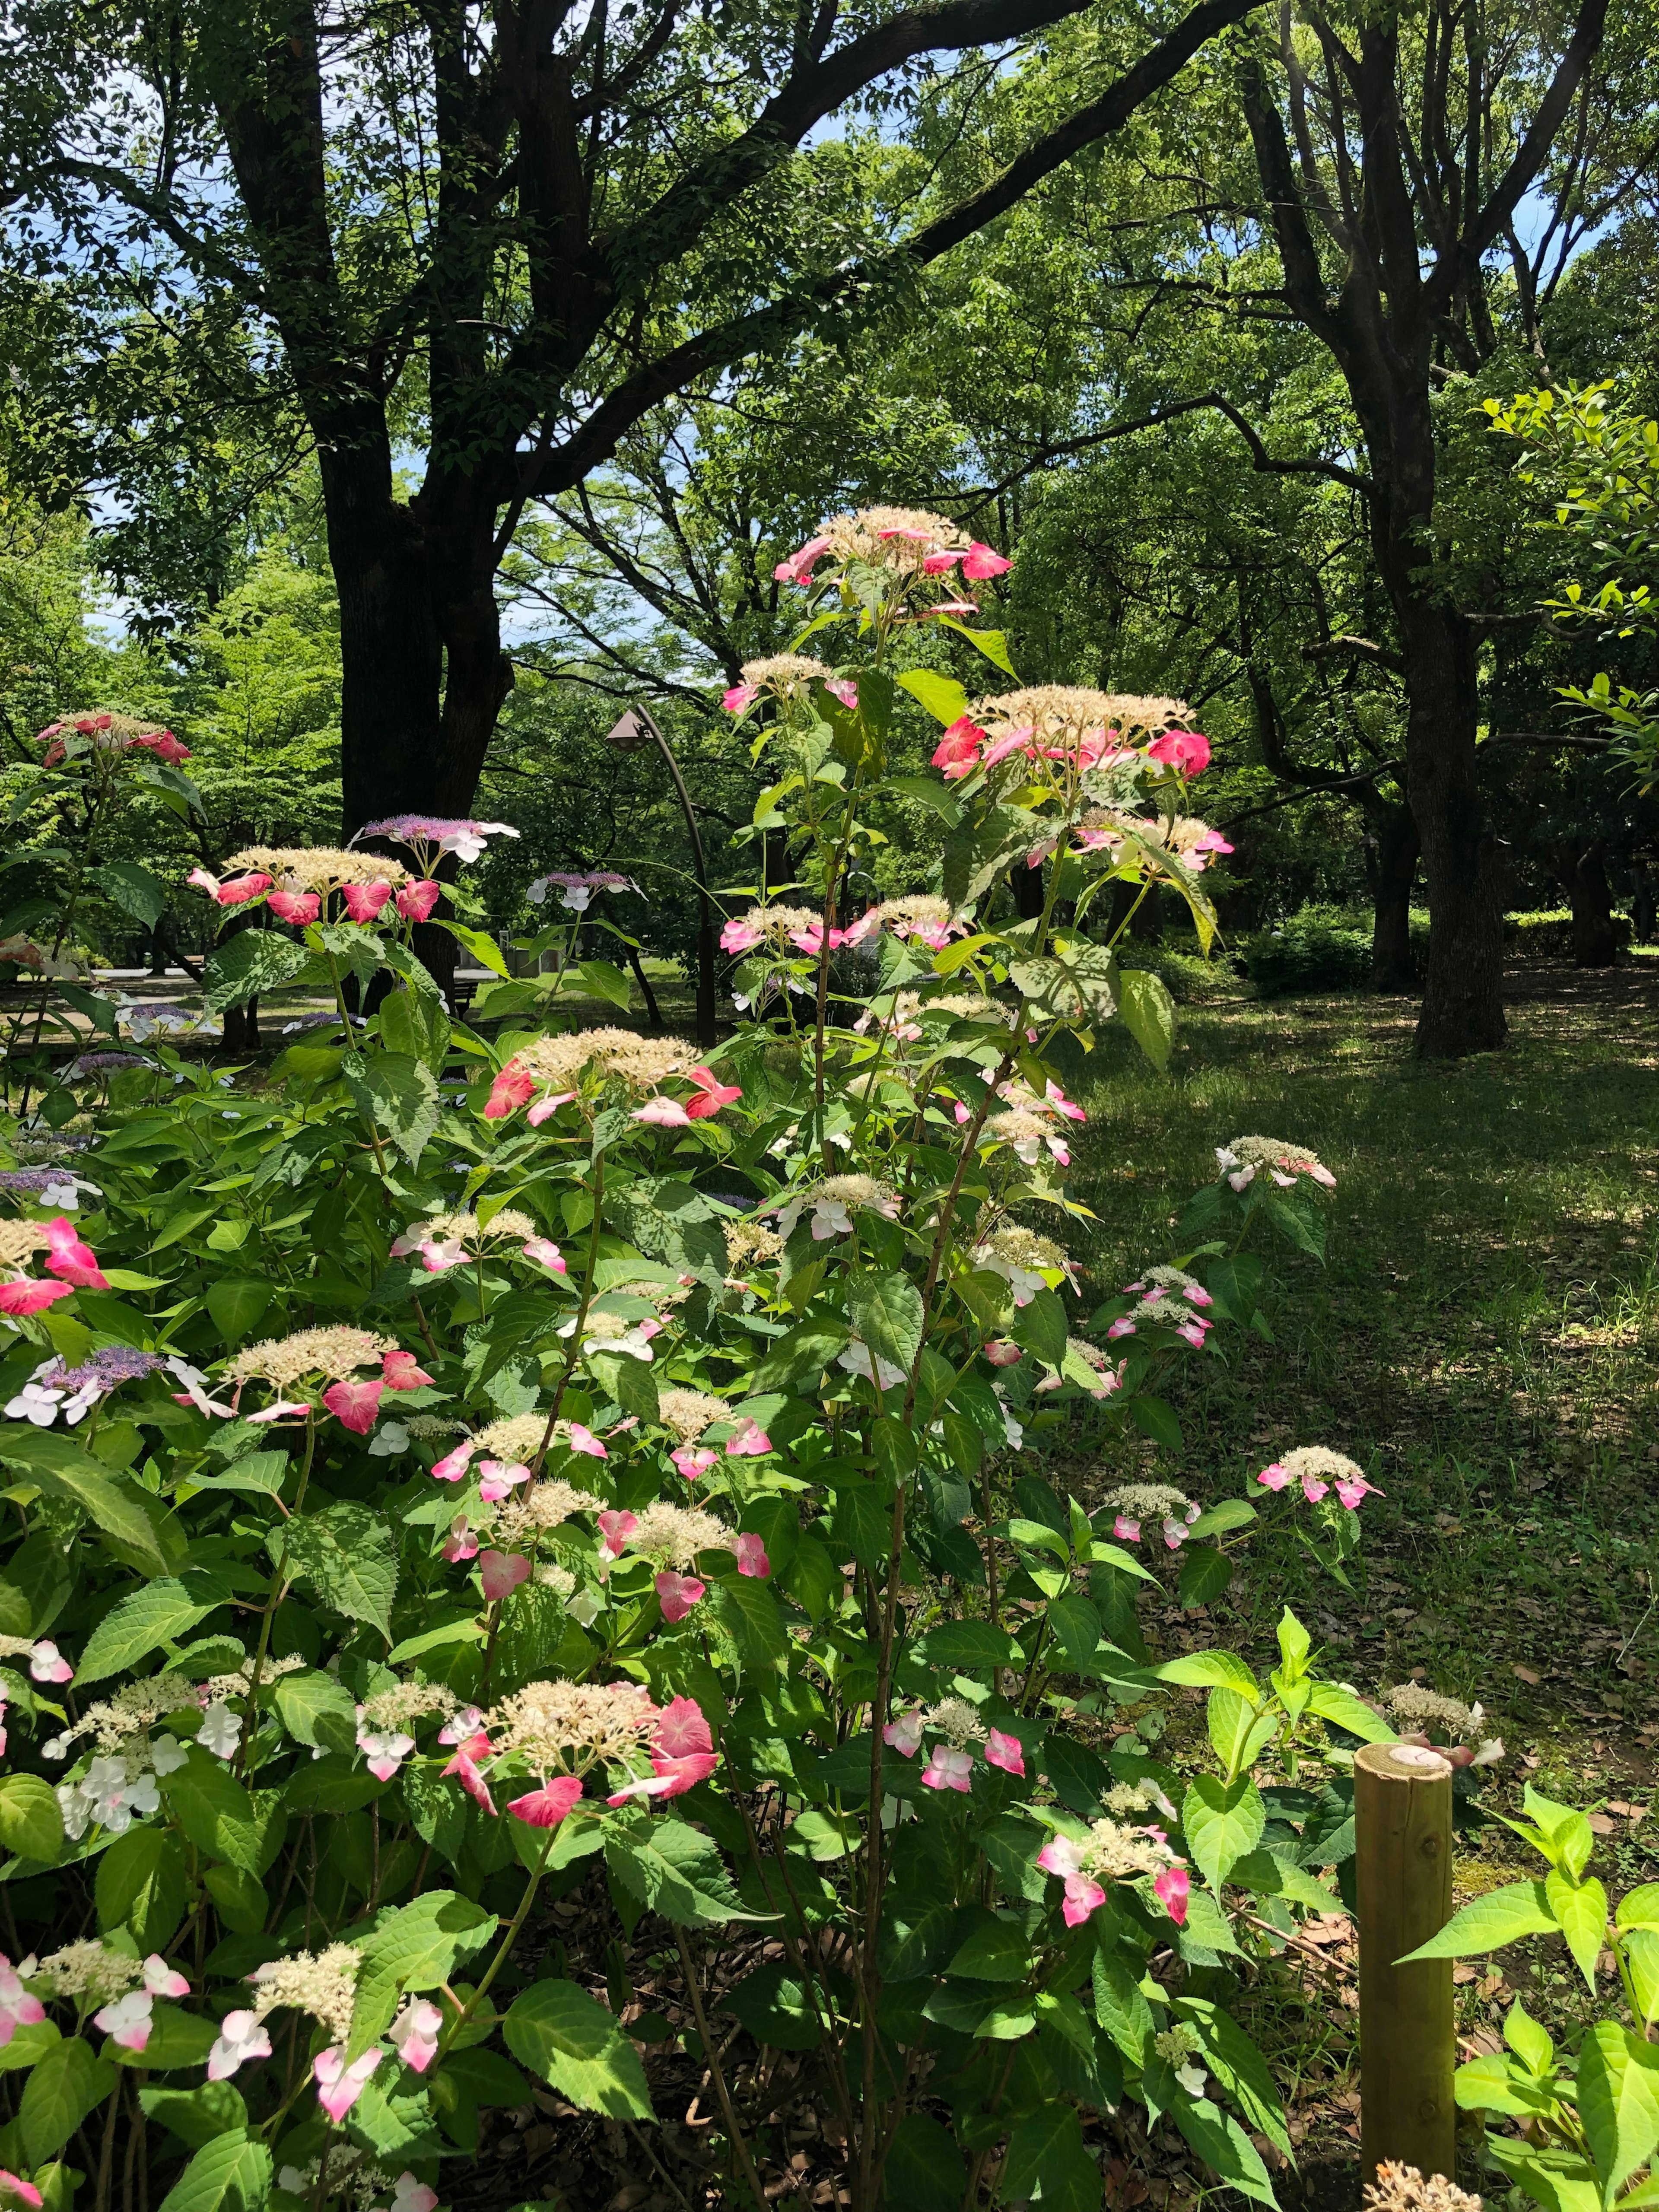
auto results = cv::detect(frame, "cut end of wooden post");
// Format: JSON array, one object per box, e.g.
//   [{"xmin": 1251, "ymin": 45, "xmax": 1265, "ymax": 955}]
[{"xmin": 1354, "ymin": 1738, "xmax": 1456, "ymax": 2186}]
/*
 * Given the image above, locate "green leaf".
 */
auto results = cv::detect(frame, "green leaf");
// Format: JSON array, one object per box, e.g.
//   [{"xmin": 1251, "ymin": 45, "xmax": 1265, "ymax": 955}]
[
  {"xmin": 432, "ymin": 918, "xmax": 509, "ymax": 979},
  {"xmin": 1174, "ymin": 1997, "xmax": 1294, "ymax": 2162},
  {"xmin": 343, "ymin": 1051, "xmax": 441, "ymax": 1168},
  {"xmin": 112, "ymin": 2004, "xmax": 220, "ymax": 2072},
  {"xmin": 161, "ymin": 1752, "xmax": 286, "ymax": 1878},
  {"xmin": 1208, "ymin": 1687, "xmax": 1263, "ymax": 1774},
  {"xmin": 1307, "ymin": 1682, "xmax": 1395, "ymax": 1742},
  {"xmin": 1145, "ymin": 2054, "xmax": 1278, "ymax": 2206},
  {"xmin": 932, "ymin": 617, "xmax": 1017, "ymax": 676},
  {"xmin": 721, "ymin": 1963, "xmax": 830, "ymax": 2052},
  {"xmin": 0, "ymin": 1773, "xmax": 63, "ymax": 1863},
  {"xmin": 1226, "ymin": 1849, "xmax": 1339, "ymax": 1913},
  {"xmin": 155, "ymin": 2129, "xmax": 272, "ymax": 2212},
  {"xmin": 1156, "ymin": 1650, "xmax": 1261, "ymax": 1697},
  {"xmin": 345, "ymin": 1891, "xmax": 497, "ymax": 2060},
  {"xmin": 1187, "ymin": 1498, "xmax": 1257, "ymax": 1541},
  {"xmin": 1092, "ymin": 1948, "xmax": 1154, "ymax": 2066},
  {"xmin": 279, "ymin": 1502, "xmax": 397, "ymax": 1637},
  {"xmin": 894, "ymin": 669, "xmax": 972, "ymax": 726},
  {"xmin": 1046, "ymin": 1593, "xmax": 1103, "ymax": 1665},
  {"xmin": 1618, "ymin": 1884, "xmax": 1659, "ymax": 1936},
  {"xmin": 2, "ymin": 1433, "xmax": 171, "ymax": 1574},
  {"xmin": 1483, "ymin": 2140, "xmax": 1603, "ymax": 2212},
  {"xmin": 1549, "ymin": 1870, "xmax": 1610, "ymax": 1990},
  {"xmin": 884, "ymin": 2113, "xmax": 969, "ymax": 2212},
  {"xmin": 846, "ymin": 1271, "xmax": 924, "ymax": 1376},
  {"xmin": 205, "ymin": 1280, "xmax": 272, "ymax": 1345},
  {"xmin": 604, "ymin": 1818, "xmax": 760, "ymax": 1928},
  {"xmin": 97, "ymin": 1826, "xmax": 188, "ymax": 1947},
  {"xmin": 1118, "ymin": 967, "xmax": 1177, "ymax": 1071},
  {"xmin": 1578, "ymin": 2023, "xmax": 1659, "ymax": 2199},
  {"xmin": 89, "ymin": 861, "xmax": 171, "ymax": 929},
  {"xmin": 274, "ymin": 1671, "xmax": 358, "ymax": 1754},
  {"xmin": 705, "ymin": 1573, "xmax": 788, "ymax": 1672},
  {"xmin": 1506, "ymin": 1996, "xmax": 1556, "ymax": 2077},
  {"xmin": 1009, "ymin": 942, "xmax": 1119, "ymax": 1026},
  {"xmin": 1397, "ymin": 1879, "xmax": 1559, "ymax": 1961},
  {"xmin": 204, "ymin": 1865, "xmax": 267, "ymax": 1936},
  {"xmin": 202, "ymin": 932, "xmax": 309, "ymax": 1016},
  {"xmin": 1016, "ymin": 1286, "xmax": 1069, "ymax": 1367},
  {"xmin": 944, "ymin": 1913, "xmax": 1032, "ymax": 1983},
  {"xmin": 502, "ymin": 1980, "xmax": 653, "ymax": 2119},
  {"xmin": 1176, "ymin": 1884, "xmax": 1245, "ymax": 1958},
  {"xmin": 21, "ymin": 2034, "xmax": 118, "ymax": 2164},
  {"xmin": 76, "ymin": 1577, "xmax": 223, "ymax": 1686},
  {"xmin": 1128, "ymin": 1394, "xmax": 1184, "ymax": 1451},
  {"xmin": 1182, "ymin": 1774, "xmax": 1266, "ymax": 1891},
  {"xmin": 139, "ymin": 2082, "xmax": 248, "ymax": 2151},
  {"xmin": 1001, "ymin": 2103, "xmax": 1099, "ymax": 2212},
  {"xmin": 1177, "ymin": 1545, "xmax": 1233, "ymax": 1609},
  {"xmin": 575, "ymin": 959, "xmax": 632, "ymax": 1011},
  {"xmin": 921, "ymin": 1620, "xmax": 1021, "ymax": 1670}
]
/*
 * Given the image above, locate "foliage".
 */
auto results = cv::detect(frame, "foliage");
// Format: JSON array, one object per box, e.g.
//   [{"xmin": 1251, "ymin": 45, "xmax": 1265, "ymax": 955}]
[
  {"xmin": 0, "ymin": 514, "xmax": 1398, "ymax": 2212},
  {"xmin": 1428, "ymin": 1785, "xmax": 1659, "ymax": 2212},
  {"xmin": 1242, "ymin": 909, "xmax": 1428, "ymax": 998}
]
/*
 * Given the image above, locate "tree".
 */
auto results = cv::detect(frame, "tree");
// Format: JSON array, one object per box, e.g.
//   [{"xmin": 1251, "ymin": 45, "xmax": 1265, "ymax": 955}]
[
  {"xmin": 1231, "ymin": 0, "xmax": 1621, "ymax": 1052},
  {"xmin": 0, "ymin": 0, "xmax": 1259, "ymax": 882}
]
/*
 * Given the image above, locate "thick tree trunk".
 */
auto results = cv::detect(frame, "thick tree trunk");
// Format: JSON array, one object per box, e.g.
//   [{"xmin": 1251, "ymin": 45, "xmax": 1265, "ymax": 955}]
[
  {"xmin": 1557, "ymin": 840, "xmax": 1619, "ymax": 965},
  {"xmin": 1362, "ymin": 798, "xmax": 1420, "ymax": 992},
  {"xmin": 1401, "ymin": 607, "xmax": 1508, "ymax": 1055}
]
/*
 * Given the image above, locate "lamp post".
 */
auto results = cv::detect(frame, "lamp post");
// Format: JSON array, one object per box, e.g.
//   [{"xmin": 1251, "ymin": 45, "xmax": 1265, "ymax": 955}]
[{"xmin": 605, "ymin": 705, "xmax": 717, "ymax": 1051}]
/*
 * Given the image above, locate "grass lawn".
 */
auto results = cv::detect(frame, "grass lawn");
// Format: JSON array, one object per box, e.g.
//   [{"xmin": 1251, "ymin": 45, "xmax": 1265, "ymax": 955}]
[{"xmin": 1057, "ymin": 962, "xmax": 1659, "ymax": 2194}]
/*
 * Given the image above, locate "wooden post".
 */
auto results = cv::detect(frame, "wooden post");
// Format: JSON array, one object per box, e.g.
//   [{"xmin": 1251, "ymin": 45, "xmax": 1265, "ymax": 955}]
[{"xmin": 1355, "ymin": 1741, "xmax": 1456, "ymax": 2182}]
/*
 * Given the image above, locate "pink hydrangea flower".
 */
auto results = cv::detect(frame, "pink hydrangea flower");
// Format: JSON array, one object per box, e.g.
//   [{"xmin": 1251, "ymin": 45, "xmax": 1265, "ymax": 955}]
[
  {"xmin": 597, "ymin": 1509, "xmax": 637, "ymax": 1560},
  {"xmin": 883, "ymin": 1706, "xmax": 925, "ymax": 1757},
  {"xmin": 508, "ymin": 1776, "xmax": 584, "ymax": 1827},
  {"xmin": 28, "ymin": 1641, "xmax": 70, "ymax": 1685},
  {"xmin": 442, "ymin": 1514, "xmax": 479, "ymax": 1563},
  {"xmin": 396, "ymin": 880, "xmax": 442, "ymax": 922},
  {"xmin": 483, "ymin": 1062, "xmax": 534, "ymax": 1119},
  {"xmin": 442, "ymin": 1732, "xmax": 496, "ymax": 1814},
  {"xmin": 1154, "ymin": 1866, "xmax": 1190, "ymax": 1924},
  {"xmin": 963, "ymin": 541, "xmax": 1012, "ymax": 580},
  {"xmin": 431, "ymin": 1439, "xmax": 478, "ymax": 1483},
  {"xmin": 922, "ymin": 1745, "xmax": 974, "ymax": 1793},
  {"xmin": 477, "ymin": 1459, "xmax": 531, "ymax": 1503},
  {"xmin": 44, "ymin": 1216, "xmax": 108, "ymax": 1290},
  {"xmin": 323, "ymin": 1378, "xmax": 382, "ymax": 1433},
  {"xmin": 1336, "ymin": 1472, "xmax": 1382, "ymax": 1510},
  {"xmin": 734, "ymin": 1532, "xmax": 770, "ymax": 1578},
  {"xmin": 563, "ymin": 1423, "xmax": 608, "ymax": 1459},
  {"xmin": 0, "ymin": 1958, "xmax": 44, "ymax": 2048},
  {"xmin": 722, "ymin": 683, "xmax": 760, "ymax": 714},
  {"xmin": 725, "ymin": 1416, "xmax": 771, "ymax": 1457},
  {"xmin": 389, "ymin": 1997, "xmax": 444, "ymax": 2074},
  {"xmin": 985, "ymin": 1729, "xmax": 1025, "ymax": 1776},
  {"xmin": 0, "ymin": 1282, "xmax": 70, "ymax": 1316},
  {"xmin": 984, "ymin": 1340, "xmax": 1021, "ymax": 1367},
  {"xmin": 0, "ymin": 2175, "xmax": 42, "ymax": 2210},
  {"xmin": 608, "ymin": 1695, "xmax": 719, "ymax": 1802},
  {"xmin": 656, "ymin": 1570, "xmax": 706, "ymax": 1624},
  {"xmin": 480, "ymin": 1550, "xmax": 531, "ymax": 1602},
  {"xmin": 671, "ymin": 1445, "xmax": 718, "ymax": 1482},
  {"xmin": 1113, "ymin": 1515, "xmax": 1141, "ymax": 1542},
  {"xmin": 207, "ymin": 2010, "xmax": 271, "ymax": 2081},
  {"xmin": 1147, "ymin": 729, "xmax": 1210, "ymax": 778},
  {"xmin": 931, "ymin": 715, "xmax": 986, "ymax": 779},
  {"xmin": 773, "ymin": 534, "xmax": 832, "ymax": 585},
  {"xmin": 268, "ymin": 890, "xmax": 321, "ymax": 925},
  {"xmin": 382, "ymin": 1349, "xmax": 433, "ymax": 1390},
  {"xmin": 314, "ymin": 2045, "xmax": 381, "ymax": 2122},
  {"xmin": 719, "ymin": 916, "xmax": 763, "ymax": 953},
  {"xmin": 686, "ymin": 1066, "xmax": 743, "ymax": 1117},
  {"xmin": 1256, "ymin": 1462, "xmax": 1289, "ymax": 1491},
  {"xmin": 1036, "ymin": 1835, "xmax": 1107, "ymax": 1926},
  {"xmin": 522, "ymin": 1237, "xmax": 566, "ymax": 1272},
  {"xmin": 340, "ymin": 881, "xmax": 394, "ymax": 923}
]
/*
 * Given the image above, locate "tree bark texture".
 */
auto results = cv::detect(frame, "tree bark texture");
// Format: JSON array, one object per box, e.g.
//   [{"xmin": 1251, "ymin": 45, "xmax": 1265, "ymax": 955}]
[
  {"xmin": 1361, "ymin": 795, "xmax": 1419, "ymax": 992},
  {"xmin": 1556, "ymin": 839, "xmax": 1620, "ymax": 966}
]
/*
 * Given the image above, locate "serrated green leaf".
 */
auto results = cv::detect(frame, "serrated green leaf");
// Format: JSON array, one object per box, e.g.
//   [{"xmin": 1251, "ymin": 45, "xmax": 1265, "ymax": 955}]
[
  {"xmin": 1397, "ymin": 1879, "xmax": 1559, "ymax": 1961},
  {"xmin": 502, "ymin": 1980, "xmax": 653, "ymax": 2118},
  {"xmin": 1183, "ymin": 1774, "xmax": 1266, "ymax": 1891}
]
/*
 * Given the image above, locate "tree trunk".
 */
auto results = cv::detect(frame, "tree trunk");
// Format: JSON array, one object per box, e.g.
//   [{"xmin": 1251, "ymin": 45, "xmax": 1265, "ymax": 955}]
[
  {"xmin": 1400, "ymin": 610, "xmax": 1508, "ymax": 1056},
  {"xmin": 1632, "ymin": 863, "xmax": 1656, "ymax": 947},
  {"xmin": 1362, "ymin": 798, "xmax": 1420, "ymax": 992},
  {"xmin": 1557, "ymin": 840, "xmax": 1619, "ymax": 966}
]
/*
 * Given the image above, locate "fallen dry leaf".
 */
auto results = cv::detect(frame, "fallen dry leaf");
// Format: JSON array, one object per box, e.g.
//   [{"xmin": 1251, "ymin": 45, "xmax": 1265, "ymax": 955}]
[
  {"xmin": 1512, "ymin": 1664, "xmax": 1541, "ymax": 1684},
  {"xmin": 1589, "ymin": 1814, "xmax": 1618, "ymax": 1835}
]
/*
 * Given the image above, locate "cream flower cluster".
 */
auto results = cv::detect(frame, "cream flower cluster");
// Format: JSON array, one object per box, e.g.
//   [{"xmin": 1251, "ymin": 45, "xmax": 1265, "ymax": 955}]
[
  {"xmin": 486, "ymin": 1679, "xmax": 656, "ymax": 1773},
  {"xmin": 1215, "ymin": 1136, "xmax": 1336, "ymax": 1191},
  {"xmin": 228, "ymin": 846, "xmax": 410, "ymax": 893},
  {"xmin": 227, "ymin": 1326, "xmax": 397, "ymax": 1388}
]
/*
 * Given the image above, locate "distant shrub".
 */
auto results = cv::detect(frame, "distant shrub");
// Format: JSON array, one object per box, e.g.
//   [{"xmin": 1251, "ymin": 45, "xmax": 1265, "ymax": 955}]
[
  {"xmin": 1504, "ymin": 907, "xmax": 1630, "ymax": 960},
  {"xmin": 1243, "ymin": 904, "xmax": 1433, "ymax": 997}
]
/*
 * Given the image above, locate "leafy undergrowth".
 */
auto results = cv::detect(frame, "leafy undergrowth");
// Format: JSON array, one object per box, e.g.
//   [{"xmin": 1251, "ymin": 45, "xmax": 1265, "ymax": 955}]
[{"xmin": 1049, "ymin": 962, "xmax": 1659, "ymax": 2201}]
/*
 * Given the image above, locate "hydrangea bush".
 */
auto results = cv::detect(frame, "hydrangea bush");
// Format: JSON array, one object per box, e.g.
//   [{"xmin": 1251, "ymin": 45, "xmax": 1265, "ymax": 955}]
[{"xmin": 0, "ymin": 510, "xmax": 1396, "ymax": 2212}]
